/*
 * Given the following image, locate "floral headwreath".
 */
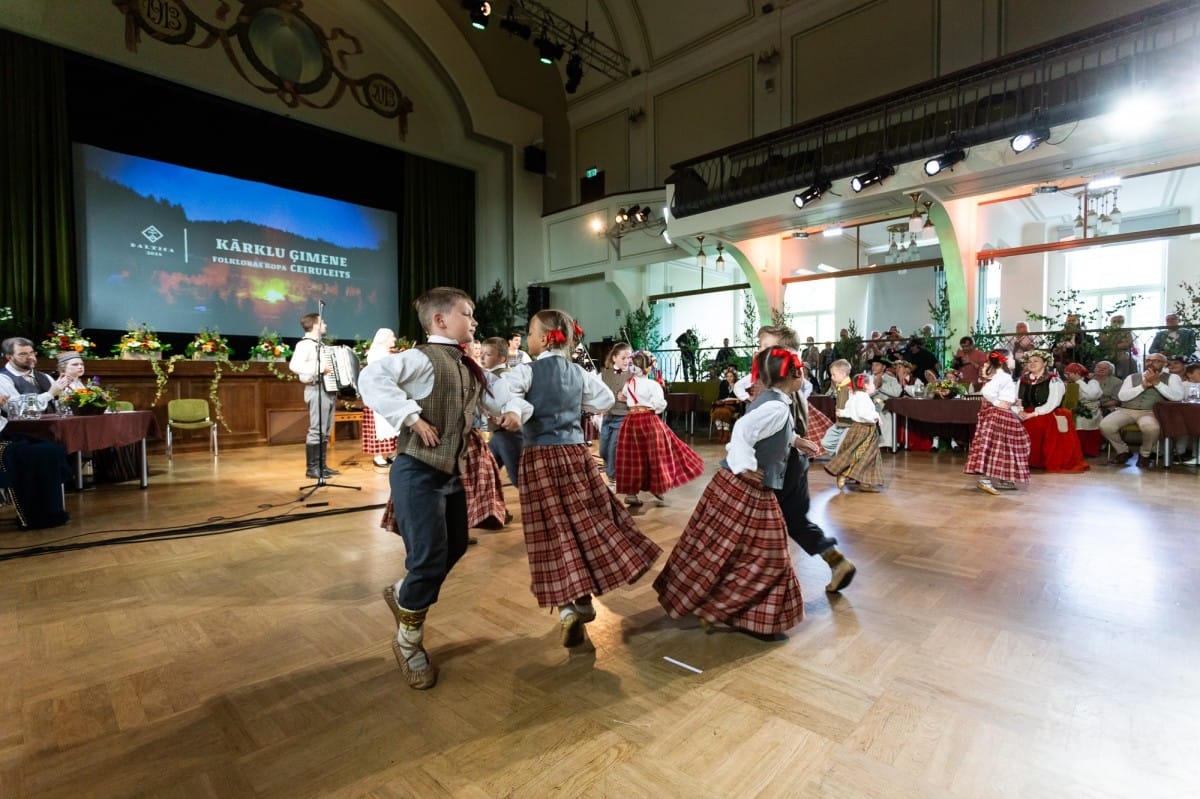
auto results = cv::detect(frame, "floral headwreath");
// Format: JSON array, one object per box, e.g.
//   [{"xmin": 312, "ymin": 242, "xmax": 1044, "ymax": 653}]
[{"xmin": 1022, "ymin": 349, "xmax": 1053, "ymax": 363}]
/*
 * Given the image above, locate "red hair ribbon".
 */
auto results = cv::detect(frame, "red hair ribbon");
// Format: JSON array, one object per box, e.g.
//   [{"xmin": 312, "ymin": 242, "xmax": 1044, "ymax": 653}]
[
  {"xmin": 769, "ymin": 347, "xmax": 803, "ymax": 378},
  {"xmin": 853, "ymin": 373, "xmax": 868, "ymax": 391},
  {"xmin": 545, "ymin": 329, "xmax": 566, "ymax": 346},
  {"xmin": 573, "ymin": 321, "xmax": 584, "ymax": 338}
]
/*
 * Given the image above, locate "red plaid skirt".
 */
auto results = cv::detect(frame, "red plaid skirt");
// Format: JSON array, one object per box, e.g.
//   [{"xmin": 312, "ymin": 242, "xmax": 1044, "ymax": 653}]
[
  {"xmin": 1025, "ymin": 410, "xmax": 1089, "ymax": 473},
  {"xmin": 654, "ymin": 468, "xmax": 803, "ymax": 635},
  {"xmin": 613, "ymin": 409, "xmax": 705, "ymax": 495},
  {"xmin": 378, "ymin": 432, "xmax": 507, "ymax": 533},
  {"xmin": 823, "ymin": 422, "xmax": 883, "ymax": 486},
  {"xmin": 360, "ymin": 406, "xmax": 396, "ymax": 455},
  {"xmin": 519, "ymin": 443, "xmax": 662, "ymax": 607},
  {"xmin": 964, "ymin": 405, "xmax": 1031, "ymax": 482},
  {"xmin": 805, "ymin": 405, "xmax": 833, "ymax": 457},
  {"xmin": 463, "ymin": 430, "xmax": 508, "ymax": 528}
]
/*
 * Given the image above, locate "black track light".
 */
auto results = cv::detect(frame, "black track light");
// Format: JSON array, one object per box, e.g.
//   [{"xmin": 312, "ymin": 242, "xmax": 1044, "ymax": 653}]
[
  {"xmin": 924, "ymin": 149, "xmax": 966, "ymax": 176},
  {"xmin": 565, "ymin": 53, "xmax": 584, "ymax": 94},
  {"xmin": 498, "ymin": 9, "xmax": 531, "ymax": 39},
  {"xmin": 631, "ymin": 205, "xmax": 650, "ymax": 224},
  {"xmin": 792, "ymin": 180, "xmax": 832, "ymax": 209},
  {"xmin": 534, "ymin": 35, "xmax": 564, "ymax": 64},
  {"xmin": 1010, "ymin": 127, "xmax": 1050, "ymax": 154},
  {"xmin": 461, "ymin": 0, "xmax": 491, "ymax": 30},
  {"xmin": 849, "ymin": 163, "xmax": 895, "ymax": 193},
  {"xmin": 615, "ymin": 208, "xmax": 628, "ymax": 224}
]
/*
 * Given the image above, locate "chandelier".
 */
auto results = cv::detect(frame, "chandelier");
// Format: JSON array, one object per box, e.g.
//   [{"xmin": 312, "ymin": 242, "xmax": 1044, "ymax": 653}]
[{"xmin": 1072, "ymin": 188, "xmax": 1122, "ymax": 239}]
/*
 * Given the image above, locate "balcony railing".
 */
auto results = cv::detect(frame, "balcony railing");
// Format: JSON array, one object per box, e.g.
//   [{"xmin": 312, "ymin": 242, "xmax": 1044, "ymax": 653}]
[{"xmin": 667, "ymin": 0, "xmax": 1200, "ymax": 217}]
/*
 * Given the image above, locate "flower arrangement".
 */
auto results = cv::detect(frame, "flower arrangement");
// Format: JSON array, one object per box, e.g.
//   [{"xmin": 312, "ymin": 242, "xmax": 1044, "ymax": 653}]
[
  {"xmin": 928, "ymin": 369, "xmax": 964, "ymax": 398},
  {"xmin": 115, "ymin": 321, "xmax": 170, "ymax": 358},
  {"xmin": 249, "ymin": 329, "xmax": 293, "ymax": 360},
  {"xmin": 186, "ymin": 327, "xmax": 232, "ymax": 360},
  {"xmin": 60, "ymin": 377, "xmax": 117, "ymax": 415},
  {"xmin": 41, "ymin": 319, "xmax": 96, "ymax": 357}
]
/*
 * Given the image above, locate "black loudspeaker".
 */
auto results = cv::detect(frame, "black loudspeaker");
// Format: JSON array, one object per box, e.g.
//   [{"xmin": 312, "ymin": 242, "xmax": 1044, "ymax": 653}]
[
  {"xmin": 580, "ymin": 170, "xmax": 605, "ymax": 203},
  {"xmin": 523, "ymin": 145, "xmax": 547, "ymax": 174},
  {"xmin": 527, "ymin": 286, "xmax": 550, "ymax": 320}
]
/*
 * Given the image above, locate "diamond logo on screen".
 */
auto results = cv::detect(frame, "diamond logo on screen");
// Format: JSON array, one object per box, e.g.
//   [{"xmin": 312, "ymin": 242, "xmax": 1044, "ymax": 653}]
[{"xmin": 141, "ymin": 225, "xmax": 164, "ymax": 243}]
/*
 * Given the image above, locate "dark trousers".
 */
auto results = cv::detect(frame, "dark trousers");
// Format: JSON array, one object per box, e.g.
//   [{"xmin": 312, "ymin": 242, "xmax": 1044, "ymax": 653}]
[
  {"xmin": 599, "ymin": 414, "xmax": 625, "ymax": 479},
  {"xmin": 775, "ymin": 449, "xmax": 837, "ymax": 556},
  {"xmin": 487, "ymin": 429, "xmax": 523, "ymax": 488},
  {"xmin": 390, "ymin": 454, "xmax": 470, "ymax": 610},
  {"xmin": 0, "ymin": 436, "xmax": 71, "ymax": 529}
]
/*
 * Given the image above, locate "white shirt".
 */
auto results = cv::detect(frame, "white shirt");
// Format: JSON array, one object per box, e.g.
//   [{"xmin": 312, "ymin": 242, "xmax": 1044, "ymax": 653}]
[
  {"xmin": 1075, "ymin": 378, "xmax": 1102, "ymax": 402},
  {"xmin": 357, "ymin": 335, "xmax": 510, "ymax": 431},
  {"xmin": 1117, "ymin": 372, "xmax": 1184, "ymax": 403},
  {"xmin": 288, "ymin": 333, "xmax": 327, "ymax": 386},
  {"xmin": 0, "ymin": 364, "xmax": 57, "ymax": 411},
  {"xmin": 725, "ymin": 388, "xmax": 793, "ymax": 476},
  {"xmin": 500, "ymin": 350, "xmax": 614, "ymax": 424},
  {"xmin": 981, "ymin": 371, "xmax": 1018, "ymax": 406},
  {"xmin": 622, "ymin": 374, "xmax": 667, "ymax": 414},
  {"xmin": 843, "ymin": 391, "xmax": 879, "ymax": 423},
  {"xmin": 1023, "ymin": 376, "xmax": 1065, "ymax": 416},
  {"xmin": 732, "ymin": 372, "xmax": 811, "ymax": 401}
]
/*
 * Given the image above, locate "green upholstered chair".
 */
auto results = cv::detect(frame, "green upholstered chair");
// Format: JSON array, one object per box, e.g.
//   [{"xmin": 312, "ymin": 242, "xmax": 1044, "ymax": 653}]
[{"xmin": 166, "ymin": 398, "xmax": 218, "ymax": 460}]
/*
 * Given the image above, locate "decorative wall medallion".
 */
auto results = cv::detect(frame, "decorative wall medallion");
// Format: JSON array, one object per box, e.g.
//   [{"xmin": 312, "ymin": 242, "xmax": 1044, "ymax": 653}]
[{"xmin": 114, "ymin": 0, "xmax": 413, "ymax": 138}]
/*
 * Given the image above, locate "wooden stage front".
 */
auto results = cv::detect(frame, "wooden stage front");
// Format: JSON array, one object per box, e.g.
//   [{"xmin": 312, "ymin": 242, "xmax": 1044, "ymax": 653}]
[{"xmin": 1, "ymin": 441, "xmax": 1197, "ymax": 798}]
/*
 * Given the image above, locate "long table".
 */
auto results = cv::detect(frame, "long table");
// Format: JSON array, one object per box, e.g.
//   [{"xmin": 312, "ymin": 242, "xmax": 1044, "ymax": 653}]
[
  {"xmin": 885, "ymin": 396, "xmax": 984, "ymax": 445},
  {"xmin": 5, "ymin": 410, "xmax": 159, "ymax": 489},
  {"xmin": 1154, "ymin": 401, "xmax": 1200, "ymax": 467}
]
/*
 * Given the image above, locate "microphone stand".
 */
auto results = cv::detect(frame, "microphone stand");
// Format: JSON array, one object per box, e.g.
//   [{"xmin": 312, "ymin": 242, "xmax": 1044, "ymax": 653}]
[{"xmin": 299, "ymin": 299, "xmax": 360, "ymax": 500}]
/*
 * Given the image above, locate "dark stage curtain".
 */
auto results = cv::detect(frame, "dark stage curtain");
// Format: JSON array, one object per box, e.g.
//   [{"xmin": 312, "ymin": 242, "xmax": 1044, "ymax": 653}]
[
  {"xmin": 400, "ymin": 154, "xmax": 477, "ymax": 342},
  {"xmin": 0, "ymin": 30, "xmax": 75, "ymax": 332}
]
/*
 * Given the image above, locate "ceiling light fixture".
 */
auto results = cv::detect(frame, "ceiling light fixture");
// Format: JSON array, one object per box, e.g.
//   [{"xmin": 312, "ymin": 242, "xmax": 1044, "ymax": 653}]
[
  {"xmin": 715, "ymin": 242, "xmax": 726, "ymax": 272},
  {"xmin": 462, "ymin": 1, "xmax": 492, "ymax": 30},
  {"xmin": 1010, "ymin": 126, "xmax": 1050, "ymax": 154},
  {"xmin": 696, "ymin": 234, "xmax": 706, "ymax": 269},
  {"xmin": 792, "ymin": 179, "xmax": 832, "ymax": 209},
  {"xmin": 534, "ymin": 33, "xmax": 564, "ymax": 64},
  {"xmin": 907, "ymin": 192, "xmax": 925, "ymax": 233},
  {"xmin": 923, "ymin": 148, "xmax": 965, "ymax": 176},
  {"xmin": 850, "ymin": 163, "xmax": 894, "ymax": 193}
]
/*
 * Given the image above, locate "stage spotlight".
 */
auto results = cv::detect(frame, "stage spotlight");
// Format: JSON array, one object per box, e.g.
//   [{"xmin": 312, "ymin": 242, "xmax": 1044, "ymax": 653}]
[
  {"xmin": 792, "ymin": 180, "xmax": 831, "ymax": 209},
  {"xmin": 615, "ymin": 208, "xmax": 628, "ymax": 224},
  {"xmin": 498, "ymin": 9, "xmax": 531, "ymax": 39},
  {"xmin": 631, "ymin": 205, "xmax": 651, "ymax": 224},
  {"xmin": 534, "ymin": 35, "xmax": 564, "ymax": 64},
  {"xmin": 923, "ymin": 149, "xmax": 965, "ymax": 176},
  {"xmin": 565, "ymin": 53, "xmax": 584, "ymax": 94},
  {"xmin": 1010, "ymin": 127, "xmax": 1050, "ymax": 154},
  {"xmin": 462, "ymin": 1, "xmax": 491, "ymax": 30},
  {"xmin": 849, "ymin": 163, "xmax": 894, "ymax": 193}
]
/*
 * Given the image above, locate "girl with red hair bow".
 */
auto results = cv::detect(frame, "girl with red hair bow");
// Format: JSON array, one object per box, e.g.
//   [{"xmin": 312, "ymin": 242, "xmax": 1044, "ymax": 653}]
[
  {"xmin": 823, "ymin": 372, "xmax": 884, "ymax": 492},
  {"xmin": 613, "ymin": 350, "xmax": 705, "ymax": 507},
  {"xmin": 494, "ymin": 308, "xmax": 661, "ymax": 649},
  {"xmin": 654, "ymin": 346, "xmax": 805, "ymax": 635}
]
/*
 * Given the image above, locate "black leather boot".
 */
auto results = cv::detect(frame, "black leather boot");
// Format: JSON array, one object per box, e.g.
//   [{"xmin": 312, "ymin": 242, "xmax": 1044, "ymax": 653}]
[
  {"xmin": 320, "ymin": 441, "xmax": 340, "ymax": 477},
  {"xmin": 305, "ymin": 444, "xmax": 321, "ymax": 478}
]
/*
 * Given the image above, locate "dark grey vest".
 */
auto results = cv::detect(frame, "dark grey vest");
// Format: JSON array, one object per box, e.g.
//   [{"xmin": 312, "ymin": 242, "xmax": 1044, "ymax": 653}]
[
  {"xmin": 743, "ymin": 390, "xmax": 794, "ymax": 490},
  {"xmin": 523, "ymin": 356, "xmax": 586, "ymax": 446}
]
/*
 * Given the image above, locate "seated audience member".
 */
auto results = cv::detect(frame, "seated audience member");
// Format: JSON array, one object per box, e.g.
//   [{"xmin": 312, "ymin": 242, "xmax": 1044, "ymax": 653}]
[
  {"xmin": 0, "ymin": 405, "xmax": 72, "ymax": 529},
  {"xmin": 713, "ymin": 338, "xmax": 737, "ymax": 370},
  {"xmin": 952, "ymin": 336, "xmax": 989, "ymax": 387},
  {"xmin": 0, "ymin": 337, "xmax": 72, "ymax": 412},
  {"xmin": 1017, "ymin": 350, "xmax": 1088, "ymax": 473},
  {"xmin": 710, "ymin": 366, "xmax": 743, "ymax": 443},
  {"xmin": 1166, "ymin": 355, "xmax": 1188, "ymax": 382},
  {"xmin": 1098, "ymin": 315, "xmax": 1137, "ymax": 378},
  {"xmin": 1052, "ymin": 314, "xmax": 1094, "ymax": 371},
  {"xmin": 820, "ymin": 359, "xmax": 852, "ymax": 455},
  {"xmin": 56, "ymin": 351, "xmax": 88, "ymax": 392},
  {"xmin": 1148, "ymin": 313, "xmax": 1197, "ymax": 357},
  {"xmin": 867, "ymin": 356, "xmax": 902, "ymax": 450},
  {"xmin": 1063, "ymin": 362, "xmax": 1103, "ymax": 457},
  {"xmin": 1092, "ymin": 360, "xmax": 1123, "ymax": 416},
  {"xmin": 1008, "ymin": 321, "xmax": 1038, "ymax": 365},
  {"xmin": 1099, "ymin": 352, "xmax": 1185, "ymax": 468},
  {"xmin": 1169, "ymin": 361, "xmax": 1200, "ymax": 464},
  {"xmin": 890, "ymin": 359, "xmax": 932, "ymax": 452},
  {"xmin": 903, "ymin": 337, "xmax": 940, "ymax": 385}
]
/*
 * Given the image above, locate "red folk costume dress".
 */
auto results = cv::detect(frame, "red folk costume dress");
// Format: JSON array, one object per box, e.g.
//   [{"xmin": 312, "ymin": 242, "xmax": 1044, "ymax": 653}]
[
  {"xmin": 654, "ymin": 388, "xmax": 803, "ymax": 635},
  {"xmin": 504, "ymin": 351, "xmax": 661, "ymax": 608},
  {"xmin": 1019, "ymin": 371, "xmax": 1089, "ymax": 472},
  {"xmin": 613, "ymin": 372, "xmax": 705, "ymax": 497}
]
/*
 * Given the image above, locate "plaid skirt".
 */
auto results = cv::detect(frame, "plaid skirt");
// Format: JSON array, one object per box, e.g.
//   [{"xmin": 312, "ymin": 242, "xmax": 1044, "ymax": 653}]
[
  {"xmin": 823, "ymin": 422, "xmax": 883, "ymax": 486},
  {"xmin": 613, "ymin": 409, "xmax": 705, "ymax": 495},
  {"xmin": 654, "ymin": 468, "xmax": 803, "ymax": 635},
  {"xmin": 378, "ymin": 432, "xmax": 507, "ymax": 533},
  {"xmin": 805, "ymin": 406, "xmax": 833, "ymax": 456},
  {"xmin": 519, "ymin": 443, "xmax": 662, "ymax": 607},
  {"xmin": 360, "ymin": 406, "xmax": 397, "ymax": 455},
  {"xmin": 964, "ymin": 405, "xmax": 1031, "ymax": 482},
  {"xmin": 1025, "ymin": 410, "xmax": 1089, "ymax": 473}
]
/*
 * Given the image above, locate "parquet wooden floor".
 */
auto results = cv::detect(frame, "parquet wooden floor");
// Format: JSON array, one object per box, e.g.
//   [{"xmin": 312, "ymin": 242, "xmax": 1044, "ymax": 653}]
[{"xmin": 1, "ymin": 440, "xmax": 1197, "ymax": 798}]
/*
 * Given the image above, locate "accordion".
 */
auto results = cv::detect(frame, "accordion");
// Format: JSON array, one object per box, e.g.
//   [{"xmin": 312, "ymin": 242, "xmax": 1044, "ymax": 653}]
[{"xmin": 320, "ymin": 344, "xmax": 360, "ymax": 398}]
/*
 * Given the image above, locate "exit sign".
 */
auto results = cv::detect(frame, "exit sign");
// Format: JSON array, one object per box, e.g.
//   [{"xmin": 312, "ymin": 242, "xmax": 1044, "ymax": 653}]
[{"xmin": 585, "ymin": 167, "xmax": 599, "ymax": 179}]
